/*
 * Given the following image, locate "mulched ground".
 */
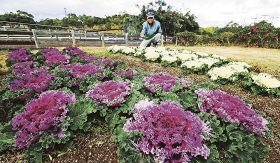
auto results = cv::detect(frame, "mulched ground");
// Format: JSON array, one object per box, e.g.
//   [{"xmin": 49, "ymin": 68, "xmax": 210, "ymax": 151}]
[
  {"xmin": 0, "ymin": 124, "xmax": 119, "ymax": 163},
  {"xmin": 0, "ymin": 52, "xmax": 279, "ymax": 163},
  {"xmin": 46, "ymin": 128, "xmax": 119, "ymax": 163}
]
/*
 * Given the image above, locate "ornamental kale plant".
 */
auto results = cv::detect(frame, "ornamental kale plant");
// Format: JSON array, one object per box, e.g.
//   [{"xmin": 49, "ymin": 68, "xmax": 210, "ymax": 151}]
[
  {"xmin": 42, "ymin": 48, "xmax": 70, "ymax": 66},
  {"xmin": 7, "ymin": 48, "xmax": 31, "ymax": 65},
  {"xmin": 12, "ymin": 61, "xmax": 34, "ymax": 76},
  {"xmin": 11, "ymin": 90, "xmax": 76, "ymax": 149},
  {"xmin": 63, "ymin": 46, "xmax": 97, "ymax": 63},
  {"xmin": 86, "ymin": 80, "xmax": 131, "ymax": 107},
  {"xmin": 196, "ymin": 89, "xmax": 269, "ymax": 136},
  {"xmin": 63, "ymin": 46, "xmax": 86, "ymax": 58},
  {"xmin": 123, "ymin": 100, "xmax": 211, "ymax": 163},
  {"xmin": 8, "ymin": 68, "xmax": 53, "ymax": 98},
  {"xmin": 60, "ymin": 63, "xmax": 103, "ymax": 80},
  {"xmin": 144, "ymin": 72, "xmax": 191, "ymax": 93},
  {"xmin": 114, "ymin": 69, "xmax": 138, "ymax": 79},
  {"xmin": 95, "ymin": 58, "xmax": 119, "ymax": 68},
  {"xmin": 64, "ymin": 46, "xmax": 118, "ymax": 67}
]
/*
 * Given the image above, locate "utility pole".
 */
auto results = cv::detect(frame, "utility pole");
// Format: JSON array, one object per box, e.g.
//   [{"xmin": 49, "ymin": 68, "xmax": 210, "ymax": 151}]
[{"xmin": 64, "ymin": 8, "xmax": 67, "ymax": 17}]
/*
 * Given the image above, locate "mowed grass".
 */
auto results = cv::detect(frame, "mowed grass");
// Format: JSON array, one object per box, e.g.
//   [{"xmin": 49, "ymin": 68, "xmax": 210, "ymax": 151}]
[{"xmin": 170, "ymin": 45, "xmax": 280, "ymax": 77}]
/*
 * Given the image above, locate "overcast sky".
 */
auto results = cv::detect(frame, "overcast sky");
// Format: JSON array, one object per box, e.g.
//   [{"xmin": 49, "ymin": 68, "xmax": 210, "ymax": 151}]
[{"xmin": 1, "ymin": 0, "xmax": 280, "ymax": 27}]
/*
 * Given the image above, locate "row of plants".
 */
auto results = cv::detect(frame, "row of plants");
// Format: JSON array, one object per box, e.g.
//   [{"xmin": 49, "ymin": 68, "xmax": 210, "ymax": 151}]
[
  {"xmin": 0, "ymin": 46, "xmax": 272, "ymax": 162},
  {"xmin": 108, "ymin": 46, "xmax": 280, "ymax": 97},
  {"xmin": 177, "ymin": 21, "xmax": 280, "ymax": 49}
]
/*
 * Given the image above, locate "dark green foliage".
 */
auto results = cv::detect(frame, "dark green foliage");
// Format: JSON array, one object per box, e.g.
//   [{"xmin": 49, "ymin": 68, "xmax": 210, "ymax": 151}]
[
  {"xmin": 0, "ymin": 123, "xmax": 15, "ymax": 153},
  {"xmin": 68, "ymin": 97, "xmax": 99, "ymax": 131}
]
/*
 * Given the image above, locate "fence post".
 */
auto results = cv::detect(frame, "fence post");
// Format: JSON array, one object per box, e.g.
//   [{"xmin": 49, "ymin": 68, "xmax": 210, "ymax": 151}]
[
  {"xmin": 175, "ymin": 36, "xmax": 178, "ymax": 46},
  {"xmin": 3, "ymin": 27, "xmax": 9, "ymax": 39},
  {"xmin": 101, "ymin": 33, "xmax": 105, "ymax": 47},
  {"xmin": 32, "ymin": 29, "xmax": 39, "ymax": 48},
  {"xmin": 85, "ymin": 31, "xmax": 87, "ymax": 39},
  {"xmin": 28, "ymin": 27, "xmax": 32, "ymax": 39},
  {"xmin": 125, "ymin": 33, "xmax": 129, "ymax": 45},
  {"xmin": 71, "ymin": 30, "xmax": 76, "ymax": 46},
  {"xmin": 161, "ymin": 35, "xmax": 164, "ymax": 46},
  {"xmin": 50, "ymin": 29, "xmax": 53, "ymax": 38},
  {"xmin": 54, "ymin": 30, "xmax": 59, "ymax": 40}
]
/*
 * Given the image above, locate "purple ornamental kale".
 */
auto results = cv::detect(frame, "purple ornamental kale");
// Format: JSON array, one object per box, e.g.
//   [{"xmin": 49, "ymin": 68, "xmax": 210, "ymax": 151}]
[
  {"xmin": 63, "ymin": 46, "xmax": 86, "ymax": 58},
  {"xmin": 8, "ymin": 49, "xmax": 31, "ymax": 64},
  {"xmin": 86, "ymin": 80, "xmax": 131, "ymax": 107},
  {"xmin": 12, "ymin": 90, "xmax": 76, "ymax": 149},
  {"xmin": 60, "ymin": 63, "xmax": 103, "ymax": 80},
  {"xmin": 8, "ymin": 68, "xmax": 53, "ymax": 98},
  {"xmin": 114, "ymin": 69, "xmax": 138, "ymax": 79},
  {"xmin": 196, "ymin": 89, "xmax": 269, "ymax": 136},
  {"xmin": 42, "ymin": 48, "xmax": 70, "ymax": 66},
  {"xmin": 144, "ymin": 72, "xmax": 191, "ymax": 92},
  {"xmin": 96, "ymin": 58, "xmax": 119, "ymax": 68},
  {"xmin": 12, "ymin": 61, "xmax": 34, "ymax": 76},
  {"xmin": 124, "ymin": 100, "xmax": 211, "ymax": 162}
]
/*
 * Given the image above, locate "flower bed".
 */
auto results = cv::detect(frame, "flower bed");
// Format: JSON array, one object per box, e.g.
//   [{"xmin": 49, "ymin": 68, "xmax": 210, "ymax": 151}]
[
  {"xmin": 0, "ymin": 47, "xmax": 272, "ymax": 163},
  {"xmin": 106, "ymin": 46, "xmax": 280, "ymax": 97}
]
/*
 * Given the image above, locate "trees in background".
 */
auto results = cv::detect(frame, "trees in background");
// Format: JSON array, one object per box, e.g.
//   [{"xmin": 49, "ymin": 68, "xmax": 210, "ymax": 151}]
[
  {"xmin": 1, "ymin": 1, "xmax": 279, "ymax": 48},
  {"xmin": 0, "ymin": 10, "xmax": 35, "ymax": 24},
  {"xmin": 177, "ymin": 21, "xmax": 280, "ymax": 48},
  {"xmin": 0, "ymin": 0, "xmax": 199, "ymax": 36}
]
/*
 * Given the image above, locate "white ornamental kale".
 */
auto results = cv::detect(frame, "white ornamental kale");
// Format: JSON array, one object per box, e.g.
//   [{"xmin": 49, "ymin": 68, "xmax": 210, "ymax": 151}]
[
  {"xmin": 208, "ymin": 61, "xmax": 251, "ymax": 81},
  {"xmin": 252, "ymin": 73, "xmax": 280, "ymax": 89}
]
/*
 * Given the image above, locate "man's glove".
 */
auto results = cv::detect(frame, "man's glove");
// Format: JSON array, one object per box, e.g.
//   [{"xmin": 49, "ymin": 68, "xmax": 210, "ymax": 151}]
[{"xmin": 140, "ymin": 31, "xmax": 145, "ymax": 38}]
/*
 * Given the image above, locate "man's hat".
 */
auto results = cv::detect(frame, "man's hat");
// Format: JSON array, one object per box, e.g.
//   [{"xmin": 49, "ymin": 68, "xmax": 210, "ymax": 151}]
[{"xmin": 146, "ymin": 12, "xmax": 155, "ymax": 18}]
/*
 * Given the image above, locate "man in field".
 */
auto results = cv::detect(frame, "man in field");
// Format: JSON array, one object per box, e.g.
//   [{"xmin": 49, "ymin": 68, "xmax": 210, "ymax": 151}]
[{"xmin": 140, "ymin": 12, "xmax": 162, "ymax": 47}]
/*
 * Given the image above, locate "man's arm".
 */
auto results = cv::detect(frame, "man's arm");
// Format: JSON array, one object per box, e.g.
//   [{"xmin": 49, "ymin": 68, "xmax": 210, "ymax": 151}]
[
  {"xmin": 157, "ymin": 22, "xmax": 162, "ymax": 34},
  {"xmin": 140, "ymin": 23, "xmax": 147, "ymax": 37}
]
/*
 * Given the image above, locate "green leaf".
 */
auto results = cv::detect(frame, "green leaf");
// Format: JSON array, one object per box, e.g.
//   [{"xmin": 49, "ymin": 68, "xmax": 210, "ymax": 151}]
[
  {"xmin": 68, "ymin": 97, "xmax": 99, "ymax": 131},
  {"xmin": 226, "ymin": 124, "xmax": 237, "ymax": 132},
  {"xmin": 25, "ymin": 145, "xmax": 43, "ymax": 163}
]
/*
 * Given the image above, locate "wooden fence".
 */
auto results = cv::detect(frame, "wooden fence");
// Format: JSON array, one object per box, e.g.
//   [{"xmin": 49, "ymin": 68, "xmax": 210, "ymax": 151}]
[
  {"xmin": 0, "ymin": 21, "xmax": 172, "ymax": 48},
  {"xmin": 0, "ymin": 29, "xmax": 170, "ymax": 48}
]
